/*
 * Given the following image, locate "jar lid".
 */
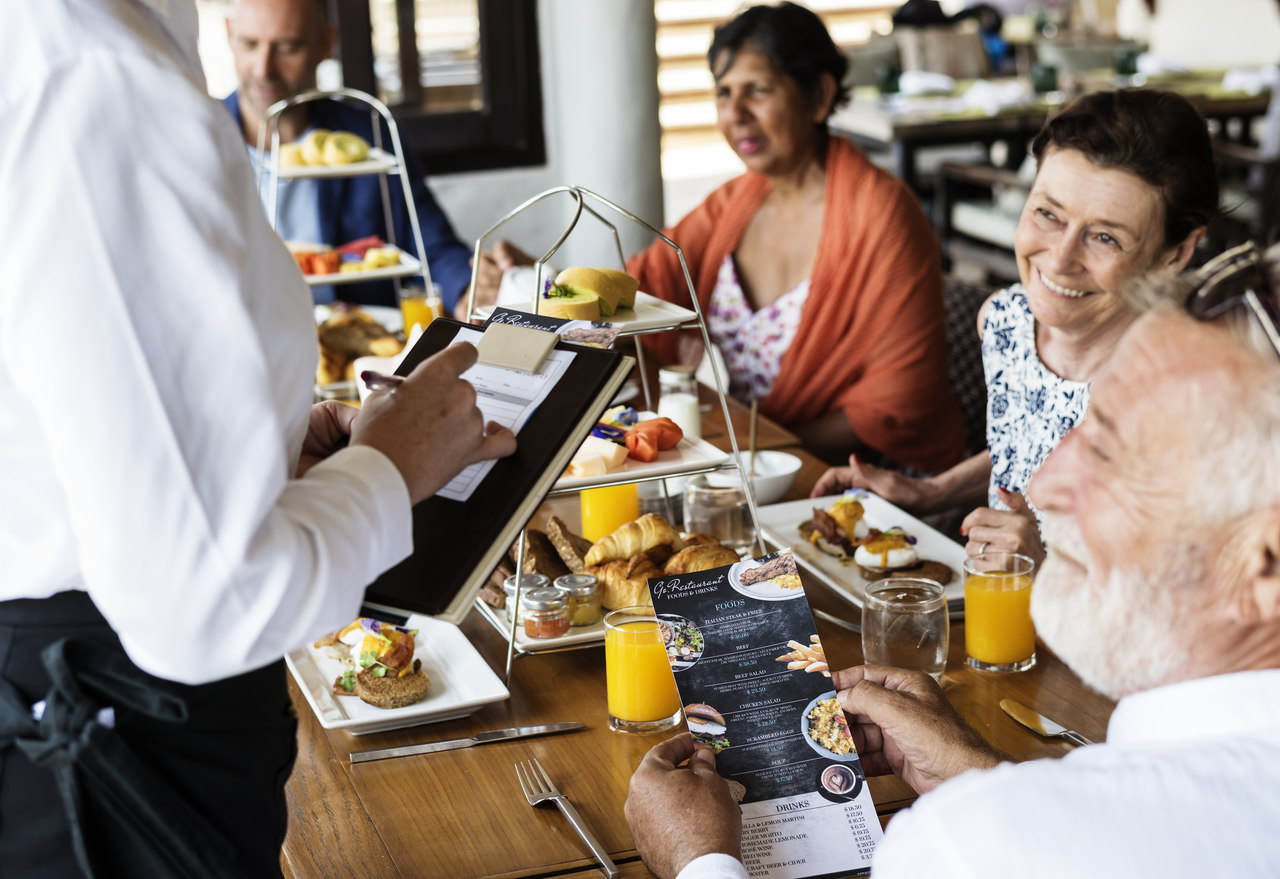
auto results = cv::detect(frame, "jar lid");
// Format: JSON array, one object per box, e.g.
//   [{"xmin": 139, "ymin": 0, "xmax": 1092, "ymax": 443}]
[
  {"xmin": 553, "ymin": 573, "xmax": 598, "ymax": 595},
  {"xmin": 522, "ymin": 587, "xmax": 568, "ymax": 611},
  {"xmin": 659, "ymin": 364, "xmax": 696, "ymax": 380},
  {"xmin": 503, "ymin": 573, "xmax": 550, "ymax": 596}
]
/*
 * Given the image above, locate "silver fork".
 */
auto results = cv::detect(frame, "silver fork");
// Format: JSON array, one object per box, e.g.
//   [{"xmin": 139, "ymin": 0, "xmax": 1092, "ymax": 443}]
[{"xmin": 515, "ymin": 758, "xmax": 619, "ymax": 878}]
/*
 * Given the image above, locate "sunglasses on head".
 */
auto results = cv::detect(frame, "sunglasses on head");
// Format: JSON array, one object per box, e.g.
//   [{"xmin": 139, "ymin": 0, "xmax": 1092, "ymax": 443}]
[{"xmin": 1185, "ymin": 241, "xmax": 1280, "ymax": 359}]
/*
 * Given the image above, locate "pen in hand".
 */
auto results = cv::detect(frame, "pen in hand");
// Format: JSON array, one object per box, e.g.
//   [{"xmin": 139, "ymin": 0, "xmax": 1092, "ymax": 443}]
[{"xmin": 361, "ymin": 370, "xmax": 404, "ymax": 392}]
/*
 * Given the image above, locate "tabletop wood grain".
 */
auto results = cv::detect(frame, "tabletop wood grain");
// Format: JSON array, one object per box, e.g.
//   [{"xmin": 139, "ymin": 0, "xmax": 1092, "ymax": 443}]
[{"xmin": 281, "ymin": 403, "xmax": 1114, "ymax": 879}]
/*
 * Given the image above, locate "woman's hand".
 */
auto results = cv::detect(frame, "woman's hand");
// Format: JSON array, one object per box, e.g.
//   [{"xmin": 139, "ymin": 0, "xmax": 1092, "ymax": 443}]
[
  {"xmin": 960, "ymin": 487, "xmax": 1045, "ymax": 565},
  {"xmin": 810, "ymin": 453, "xmax": 935, "ymax": 513}
]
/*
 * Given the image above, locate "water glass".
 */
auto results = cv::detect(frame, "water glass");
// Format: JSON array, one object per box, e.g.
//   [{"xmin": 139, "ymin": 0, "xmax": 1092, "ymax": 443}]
[
  {"xmin": 604, "ymin": 607, "xmax": 682, "ymax": 733},
  {"xmin": 682, "ymin": 474, "xmax": 754, "ymax": 553},
  {"xmin": 964, "ymin": 552, "xmax": 1036, "ymax": 672},
  {"xmin": 861, "ymin": 578, "xmax": 949, "ymax": 681}
]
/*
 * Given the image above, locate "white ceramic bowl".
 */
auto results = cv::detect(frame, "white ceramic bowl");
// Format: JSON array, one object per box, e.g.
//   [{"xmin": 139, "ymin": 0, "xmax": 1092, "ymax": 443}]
[{"xmin": 707, "ymin": 450, "xmax": 803, "ymax": 506}]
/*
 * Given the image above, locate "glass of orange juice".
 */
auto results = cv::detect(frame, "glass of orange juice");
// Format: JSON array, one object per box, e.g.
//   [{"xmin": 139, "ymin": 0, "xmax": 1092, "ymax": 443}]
[
  {"xmin": 399, "ymin": 283, "xmax": 444, "ymax": 337},
  {"xmin": 579, "ymin": 483, "xmax": 639, "ymax": 543},
  {"xmin": 604, "ymin": 606, "xmax": 682, "ymax": 733},
  {"xmin": 964, "ymin": 551, "xmax": 1036, "ymax": 672}
]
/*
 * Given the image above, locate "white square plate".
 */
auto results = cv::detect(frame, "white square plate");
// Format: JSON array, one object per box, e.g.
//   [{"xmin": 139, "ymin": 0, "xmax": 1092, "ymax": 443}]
[
  {"xmin": 756, "ymin": 493, "xmax": 966, "ymax": 619},
  {"xmin": 285, "ymin": 615, "xmax": 509, "ymax": 735}
]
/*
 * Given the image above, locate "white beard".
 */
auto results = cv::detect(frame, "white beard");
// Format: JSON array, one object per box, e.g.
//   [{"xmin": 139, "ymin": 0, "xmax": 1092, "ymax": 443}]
[{"xmin": 1032, "ymin": 514, "xmax": 1199, "ymax": 699}]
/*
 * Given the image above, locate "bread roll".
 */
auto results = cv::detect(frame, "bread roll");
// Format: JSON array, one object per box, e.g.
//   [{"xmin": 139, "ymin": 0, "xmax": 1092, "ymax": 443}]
[
  {"xmin": 323, "ymin": 131, "xmax": 370, "ymax": 164},
  {"xmin": 300, "ymin": 129, "xmax": 330, "ymax": 165},
  {"xmin": 663, "ymin": 544, "xmax": 739, "ymax": 575},
  {"xmin": 584, "ymin": 513, "xmax": 683, "ymax": 567},
  {"xmin": 278, "ymin": 142, "xmax": 307, "ymax": 168},
  {"xmin": 586, "ymin": 553, "xmax": 661, "ymax": 609}
]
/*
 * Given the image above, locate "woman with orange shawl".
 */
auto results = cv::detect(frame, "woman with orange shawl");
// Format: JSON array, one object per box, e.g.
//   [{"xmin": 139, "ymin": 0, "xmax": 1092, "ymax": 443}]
[{"xmin": 482, "ymin": 3, "xmax": 964, "ymax": 472}]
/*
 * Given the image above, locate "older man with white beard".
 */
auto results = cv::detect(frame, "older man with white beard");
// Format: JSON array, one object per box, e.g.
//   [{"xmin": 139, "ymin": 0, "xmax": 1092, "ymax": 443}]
[{"xmin": 623, "ymin": 243, "xmax": 1280, "ymax": 878}]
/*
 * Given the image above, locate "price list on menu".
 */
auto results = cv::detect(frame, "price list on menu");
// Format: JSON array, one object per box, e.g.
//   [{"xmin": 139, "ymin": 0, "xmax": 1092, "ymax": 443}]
[{"xmin": 649, "ymin": 549, "xmax": 882, "ymax": 879}]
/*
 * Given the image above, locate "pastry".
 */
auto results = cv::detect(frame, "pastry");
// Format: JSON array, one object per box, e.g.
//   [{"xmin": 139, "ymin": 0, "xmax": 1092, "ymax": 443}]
[
  {"xmin": 277, "ymin": 142, "xmax": 307, "ymax": 168},
  {"xmin": 552, "ymin": 267, "xmax": 640, "ymax": 315},
  {"xmin": 323, "ymin": 131, "xmax": 369, "ymax": 164},
  {"xmin": 299, "ymin": 128, "xmax": 330, "ymax": 165},
  {"xmin": 315, "ymin": 306, "xmax": 403, "ymax": 386},
  {"xmin": 585, "ymin": 553, "xmax": 661, "ymax": 609},
  {"xmin": 663, "ymin": 543, "xmax": 739, "ymax": 575},
  {"xmin": 583, "ymin": 513, "xmax": 683, "ymax": 567},
  {"xmin": 537, "ymin": 286, "xmax": 601, "ymax": 321}
]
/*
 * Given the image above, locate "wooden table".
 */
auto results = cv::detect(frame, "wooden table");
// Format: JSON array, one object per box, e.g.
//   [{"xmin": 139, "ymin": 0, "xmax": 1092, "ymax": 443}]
[{"xmin": 281, "ymin": 413, "xmax": 1114, "ymax": 878}]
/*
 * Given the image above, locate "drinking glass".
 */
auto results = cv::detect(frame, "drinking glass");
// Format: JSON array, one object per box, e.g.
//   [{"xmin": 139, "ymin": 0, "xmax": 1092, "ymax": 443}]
[
  {"xmin": 682, "ymin": 474, "xmax": 754, "ymax": 553},
  {"xmin": 399, "ymin": 283, "xmax": 444, "ymax": 337},
  {"xmin": 964, "ymin": 552, "xmax": 1036, "ymax": 672},
  {"xmin": 604, "ymin": 607, "xmax": 682, "ymax": 733},
  {"xmin": 579, "ymin": 483, "xmax": 639, "ymax": 543},
  {"xmin": 861, "ymin": 578, "xmax": 949, "ymax": 681}
]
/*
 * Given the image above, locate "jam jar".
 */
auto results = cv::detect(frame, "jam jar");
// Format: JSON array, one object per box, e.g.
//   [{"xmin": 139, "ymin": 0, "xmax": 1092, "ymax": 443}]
[
  {"xmin": 521, "ymin": 587, "xmax": 571, "ymax": 639},
  {"xmin": 554, "ymin": 573, "xmax": 602, "ymax": 627},
  {"xmin": 502, "ymin": 573, "xmax": 550, "ymax": 625}
]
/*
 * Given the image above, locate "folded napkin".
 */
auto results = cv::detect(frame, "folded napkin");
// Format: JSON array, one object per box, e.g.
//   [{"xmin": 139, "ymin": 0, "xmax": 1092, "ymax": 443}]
[
  {"xmin": 961, "ymin": 79, "xmax": 1030, "ymax": 115},
  {"xmin": 898, "ymin": 70, "xmax": 956, "ymax": 96},
  {"xmin": 1222, "ymin": 66, "xmax": 1280, "ymax": 94},
  {"xmin": 1137, "ymin": 54, "xmax": 1188, "ymax": 75}
]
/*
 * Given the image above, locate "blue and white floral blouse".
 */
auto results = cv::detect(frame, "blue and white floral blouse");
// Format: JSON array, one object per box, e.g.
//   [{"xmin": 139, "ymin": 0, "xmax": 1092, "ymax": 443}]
[{"xmin": 982, "ymin": 284, "xmax": 1090, "ymax": 512}]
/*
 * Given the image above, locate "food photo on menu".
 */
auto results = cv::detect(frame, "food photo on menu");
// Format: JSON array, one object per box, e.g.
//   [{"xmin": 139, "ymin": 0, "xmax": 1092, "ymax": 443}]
[{"xmin": 648, "ymin": 549, "xmax": 883, "ymax": 878}]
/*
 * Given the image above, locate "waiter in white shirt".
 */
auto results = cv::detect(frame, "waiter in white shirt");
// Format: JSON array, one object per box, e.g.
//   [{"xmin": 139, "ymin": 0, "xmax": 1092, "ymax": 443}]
[{"xmin": 0, "ymin": 1, "xmax": 514, "ymax": 876}]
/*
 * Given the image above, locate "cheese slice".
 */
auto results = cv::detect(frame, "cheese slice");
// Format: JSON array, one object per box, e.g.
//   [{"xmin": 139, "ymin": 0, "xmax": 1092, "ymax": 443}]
[{"xmin": 567, "ymin": 435, "xmax": 628, "ymax": 477}]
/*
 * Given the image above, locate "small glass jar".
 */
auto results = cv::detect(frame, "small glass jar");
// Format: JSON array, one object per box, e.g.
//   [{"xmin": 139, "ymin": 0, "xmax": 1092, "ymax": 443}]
[
  {"xmin": 522, "ymin": 587, "xmax": 571, "ymax": 639},
  {"xmin": 554, "ymin": 573, "xmax": 602, "ymax": 627},
  {"xmin": 502, "ymin": 573, "xmax": 550, "ymax": 625},
  {"xmin": 657, "ymin": 365, "xmax": 701, "ymax": 439}
]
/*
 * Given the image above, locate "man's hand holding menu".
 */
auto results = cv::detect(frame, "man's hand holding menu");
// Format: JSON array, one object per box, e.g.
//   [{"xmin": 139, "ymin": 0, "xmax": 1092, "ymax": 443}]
[
  {"xmin": 833, "ymin": 666, "xmax": 1004, "ymax": 795},
  {"xmin": 626, "ymin": 733, "xmax": 744, "ymax": 878}
]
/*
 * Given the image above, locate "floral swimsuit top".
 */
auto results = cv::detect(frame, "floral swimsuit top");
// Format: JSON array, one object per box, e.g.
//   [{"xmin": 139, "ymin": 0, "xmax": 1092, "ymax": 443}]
[{"xmin": 707, "ymin": 255, "xmax": 810, "ymax": 401}]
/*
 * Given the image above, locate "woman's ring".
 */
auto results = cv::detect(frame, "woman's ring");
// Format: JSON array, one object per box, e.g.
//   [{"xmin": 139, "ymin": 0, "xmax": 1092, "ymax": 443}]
[{"xmin": 977, "ymin": 541, "xmax": 989, "ymax": 554}]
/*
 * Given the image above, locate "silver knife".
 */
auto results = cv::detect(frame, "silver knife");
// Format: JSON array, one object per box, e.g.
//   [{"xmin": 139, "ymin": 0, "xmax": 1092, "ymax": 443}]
[
  {"xmin": 350, "ymin": 722, "xmax": 585, "ymax": 764},
  {"xmin": 999, "ymin": 699, "xmax": 1094, "ymax": 747}
]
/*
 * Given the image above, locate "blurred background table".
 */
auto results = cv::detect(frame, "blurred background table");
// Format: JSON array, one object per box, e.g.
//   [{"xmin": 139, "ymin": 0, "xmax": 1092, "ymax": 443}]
[{"xmin": 281, "ymin": 391, "xmax": 1115, "ymax": 879}]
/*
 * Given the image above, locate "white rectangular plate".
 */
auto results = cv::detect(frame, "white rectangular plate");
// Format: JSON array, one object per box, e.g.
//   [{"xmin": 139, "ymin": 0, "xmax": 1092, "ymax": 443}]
[
  {"xmin": 303, "ymin": 251, "xmax": 422, "ymax": 287},
  {"xmin": 553, "ymin": 431, "xmax": 730, "ymax": 492},
  {"xmin": 272, "ymin": 147, "xmax": 400, "ymax": 179},
  {"xmin": 473, "ymin": 600, "xmax": 605, "ymax": 652},
  {"xmin": 314, "ymin": 303, "xmax": 403, "ymax": 332},
  {"xmin": 756, "ymin": 493, "xmax": 966, "ymax": 619},
  {"xmin": 285, "ymin": 615, "xmax": 509, "ymax": 735},
  {"xmin": 477, "ymin": 290, "xmax": 697, "ymax": 333}
]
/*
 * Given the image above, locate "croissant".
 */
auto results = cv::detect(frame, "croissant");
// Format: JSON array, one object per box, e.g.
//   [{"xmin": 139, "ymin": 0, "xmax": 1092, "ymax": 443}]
[
  {"xmin": 663, "ymin": 544, "xmax": 740, "ymax": 575},
  {"xmin": 680, "ymin": 532, "xmax": 721, "ymax": 548},
  {"xmin": 585, "ymin": 553, "xmax": 662, "ymax": 609},
  {"xmin": 583, "ymin": 513, "xmax": 683, "ymax": 567}
]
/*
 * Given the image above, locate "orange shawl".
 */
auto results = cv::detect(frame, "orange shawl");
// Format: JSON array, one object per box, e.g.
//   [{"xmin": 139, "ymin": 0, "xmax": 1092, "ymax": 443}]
[{"xmin": 628, "ymin": 136, "xmax": 964, "ymax": 473}]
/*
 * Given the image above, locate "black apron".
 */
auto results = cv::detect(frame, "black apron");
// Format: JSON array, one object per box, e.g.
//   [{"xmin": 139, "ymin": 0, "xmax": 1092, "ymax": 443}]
[{"xmin": 0, "ymin": 591, "xmax": 297, "ymax": 878}]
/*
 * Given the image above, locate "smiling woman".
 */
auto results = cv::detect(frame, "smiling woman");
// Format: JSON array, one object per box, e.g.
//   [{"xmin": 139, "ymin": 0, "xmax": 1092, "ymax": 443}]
[{"xmin": 812, "ymin": 88, "xmax": 1220, "ymax": 567}]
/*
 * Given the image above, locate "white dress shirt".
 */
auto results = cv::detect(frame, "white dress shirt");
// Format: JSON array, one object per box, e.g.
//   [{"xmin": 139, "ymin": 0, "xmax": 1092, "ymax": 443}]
[
  {"xmin": 678, "ymin": 669, "xmax": 1280, "ymax": 878},
  {"xmin": 0, "ymin": 0, "xmax": 412, "ymax": 684}
]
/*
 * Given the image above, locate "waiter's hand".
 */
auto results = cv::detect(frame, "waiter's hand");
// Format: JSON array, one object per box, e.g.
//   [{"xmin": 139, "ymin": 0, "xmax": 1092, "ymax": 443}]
[
  {"xmin": 960, "ymin": 488, "xmax": 1045, "ymax": 565},
  {"xmin": 351, "ymin": 342, "xmax": 516, "ymax": 503},
  {"xmin": 626, "ymin": 733, "xmax": 742, "ymax": 879},
  {"xmin": 457, "ymin": 239, "xmax": 537, "ymax": 321},
  {"xmin": 833, "ymin": 665, "xmax": 1002, "ymax": 795},
  {"xmin": 296, "ymin": 400, "xmax": 360, "ymax": 478}
]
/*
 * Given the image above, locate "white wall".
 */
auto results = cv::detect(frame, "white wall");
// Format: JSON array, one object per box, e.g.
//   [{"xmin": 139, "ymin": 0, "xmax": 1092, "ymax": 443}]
[{"xmin": 430, "ymin": 0, "xmax": 664, "ymax": 270}]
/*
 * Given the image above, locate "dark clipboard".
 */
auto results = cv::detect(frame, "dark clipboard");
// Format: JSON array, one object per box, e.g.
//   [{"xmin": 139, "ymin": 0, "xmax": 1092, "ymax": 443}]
[{"xmin": 361, "ymin": 318, "xmax": 633, "ymax": 623}]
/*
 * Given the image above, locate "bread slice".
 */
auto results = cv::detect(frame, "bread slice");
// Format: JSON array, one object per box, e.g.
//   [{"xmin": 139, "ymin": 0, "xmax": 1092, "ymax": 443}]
[
  {"xmin": 353, "ymin": 660, "xmax": 431, "ymax": 709},
  {"xmin": 547, "ymin": 516, "xmax": 594, "ymax": 572},
  {"xmin": 522, "ymin": 529, "xmax": 571, "ymax": 579}
]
